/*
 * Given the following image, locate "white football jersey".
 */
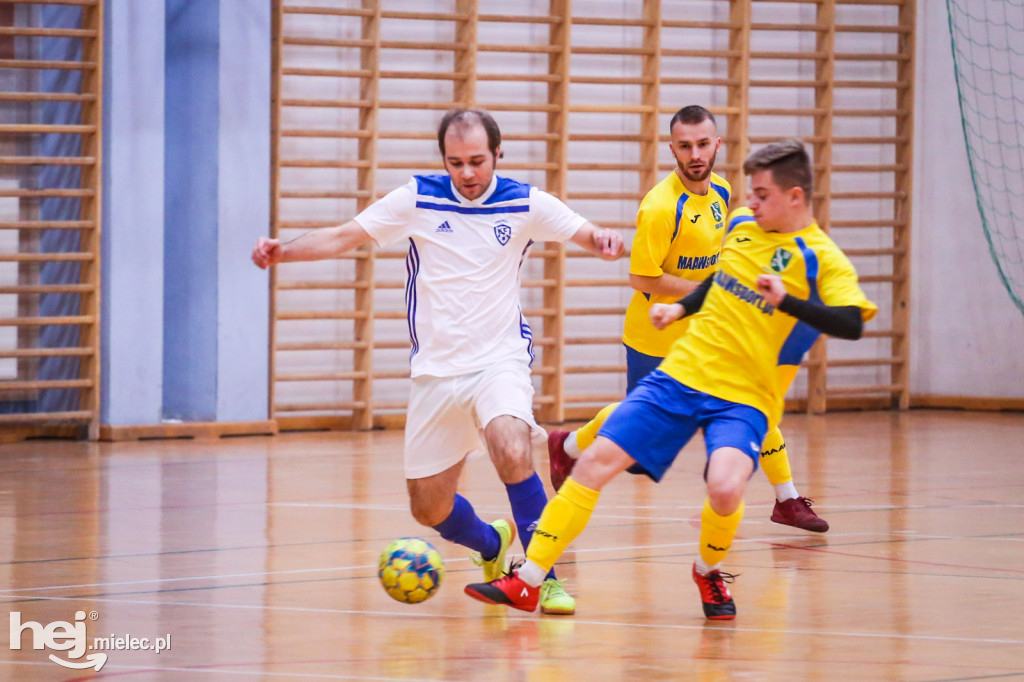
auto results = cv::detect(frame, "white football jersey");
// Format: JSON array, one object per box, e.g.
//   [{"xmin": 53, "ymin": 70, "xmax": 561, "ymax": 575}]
[{"xmin": 355, "ymin": 174, "xmax": 587, "ymax": 378}]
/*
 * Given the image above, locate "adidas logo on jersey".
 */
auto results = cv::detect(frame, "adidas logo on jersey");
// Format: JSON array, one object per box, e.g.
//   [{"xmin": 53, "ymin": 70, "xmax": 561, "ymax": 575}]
[{"xmin": 435, "ymin": 221, "xmax": 453, "ymax": 233}]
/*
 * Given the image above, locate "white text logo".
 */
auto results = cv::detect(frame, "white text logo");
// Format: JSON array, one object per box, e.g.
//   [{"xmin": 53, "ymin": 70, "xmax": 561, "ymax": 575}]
[
  {"xmin": 10, "ymin": 610, "xmax": 107, "ymax": 671},
  {"xmin": 10, "ymin": 610, "xmax": 173, "ymax": 671}
]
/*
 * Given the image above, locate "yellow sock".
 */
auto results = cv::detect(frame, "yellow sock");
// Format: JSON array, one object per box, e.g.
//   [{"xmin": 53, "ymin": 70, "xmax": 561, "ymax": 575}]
[
  {"xmin": 525, "ymin": 477, "xmax": 600, "ymax": 572},
  {"xmin": 698, "ymin": 498, "xmax": 745, "ymax": 566},
  {"xmin": 759, "ymin": 426, "xmax": 793, "ymax": 486},
  {"xmin": 575, "ymin": 402, "xmax": 619, "ymax": 451}
]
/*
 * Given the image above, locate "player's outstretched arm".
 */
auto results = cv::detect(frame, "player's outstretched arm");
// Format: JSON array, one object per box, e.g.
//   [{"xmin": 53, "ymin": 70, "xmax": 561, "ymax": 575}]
[
  {"xmin": 252, "ymin": 220, "xmax": 373, "ymax": 270},
  {"xmin": 756, "ymin": 274, "xmax": 864, "ymax": 340},
  {"xmin": 570, "ymin": 222, "xmax": 625, "ymax": 261}
]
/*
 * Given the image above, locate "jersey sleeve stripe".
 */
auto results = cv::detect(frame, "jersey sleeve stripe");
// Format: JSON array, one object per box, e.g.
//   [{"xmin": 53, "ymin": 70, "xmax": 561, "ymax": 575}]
[
  {"xmin": 726, "ymin": 214, "xmax": 755, "ymax": 234},
  {"xmin": 711, "ymin": 182, "xmax": 730, "ymax": 209},
  {"xmin": 518, "ymin": 308, "xmax": 535, "ymax": 365},
  {"xmin": 794, "ymin": 237, "xmax": 820, "ymax": 286},
  {"xmin": 777, "ymin": 321, "xmax": 820, "ymax": 366},
  {"xmin": 405, "ymin": 239, "xmax": 421, "ymax": 359},
  {"xmin": 777, "ymin": 236, "xmax": 822, "ymax": 366},
  {"xmin": 672, "ymin": 193, "xmax": 689, "ymax": 242}
]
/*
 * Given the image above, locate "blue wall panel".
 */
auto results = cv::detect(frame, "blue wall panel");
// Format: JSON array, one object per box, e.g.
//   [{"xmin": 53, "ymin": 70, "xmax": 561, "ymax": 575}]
[{"xmin": 162, "ymin": 0, "xmax": 220, "ymax": 421}]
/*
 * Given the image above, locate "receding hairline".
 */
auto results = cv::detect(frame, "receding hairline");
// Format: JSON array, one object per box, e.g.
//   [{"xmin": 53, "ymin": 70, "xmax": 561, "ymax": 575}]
[
  {"xmin": 437, "ymin": 108, "xmax": 502, "ymax": 157},
  {"xmin": 444, "ymin": 112, "xmax": 486, "ymax": 139}
]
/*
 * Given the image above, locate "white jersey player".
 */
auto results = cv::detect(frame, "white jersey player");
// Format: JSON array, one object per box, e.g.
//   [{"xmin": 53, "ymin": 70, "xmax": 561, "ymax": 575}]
[{"xmin": 252, "ymin": 109, "xmax": 623, "ymax": 615}]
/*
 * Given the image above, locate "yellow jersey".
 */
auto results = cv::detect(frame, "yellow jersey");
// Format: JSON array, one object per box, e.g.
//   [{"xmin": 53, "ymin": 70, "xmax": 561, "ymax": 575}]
[
  {"xmin": 659, "ymin": 208, "xmax": 878, "ymax": 427},
  {"xmin": 622, "ymin": 171, "xmax": 731, "ymax": 357}
]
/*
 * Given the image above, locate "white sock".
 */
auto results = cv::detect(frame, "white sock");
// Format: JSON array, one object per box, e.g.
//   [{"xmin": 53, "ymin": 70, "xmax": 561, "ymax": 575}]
[
  {"xmin": 517, "ymin": 560, "xmax": 546, "ymax": 588},
  {"xmin": 774, "ymin": 481, "xmax": 799, "ymax": 502},
  {"xmin": 694, "ymin": 557, "xmax": 720, "ymax": 576},
  {"xmin": 564, "ymin": 431, "xmax": 582, "ymax": 459}
]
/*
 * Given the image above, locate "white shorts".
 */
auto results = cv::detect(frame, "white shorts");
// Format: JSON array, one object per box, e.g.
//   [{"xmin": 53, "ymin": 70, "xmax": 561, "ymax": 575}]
[{"xmin": 404, "ymin": 360, "xmax": 548, "ymax": 479}]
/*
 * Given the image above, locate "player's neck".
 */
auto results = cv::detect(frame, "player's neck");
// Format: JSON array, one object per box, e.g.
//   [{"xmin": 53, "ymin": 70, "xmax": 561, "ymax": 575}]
[
  {"xmin": 674, "ymin": 168, "xmax": 711, "ymax": 196},
  {"xmin": 769, "ymin": 211, "xmax": 816, "ymax": 234}
]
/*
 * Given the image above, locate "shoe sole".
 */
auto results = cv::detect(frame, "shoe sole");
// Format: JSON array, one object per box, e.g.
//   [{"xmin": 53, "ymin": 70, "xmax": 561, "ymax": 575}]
[
  {"xmin": 770, "ymin": 514, "xmax": 829, "ymax": 533},
  {"xmin": 540, "ymin": 604, "xmax": 576, "ymax": 616},
  {"xmin": 464, "ymin": 585, "xmax": 537, "ymax": 613}
]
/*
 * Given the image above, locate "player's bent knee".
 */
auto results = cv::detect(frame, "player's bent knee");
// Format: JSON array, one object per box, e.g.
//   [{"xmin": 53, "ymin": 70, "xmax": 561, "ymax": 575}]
[
  {"xmin": 574, "ymin": 438, "xmax": 633, "ymax": 489},
  {"xmin": 489, "ymin": 442, "xmax": 535, "ymax": 483},
  {"xmin": 705, "ymin": 481, "xmax": 745, "ymax": 516}
]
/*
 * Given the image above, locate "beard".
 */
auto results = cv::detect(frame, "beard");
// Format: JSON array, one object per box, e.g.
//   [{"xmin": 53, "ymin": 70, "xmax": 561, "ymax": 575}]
[{"xmin": 678, "ymin": 151, "xmax": 717, "ymax": 183}]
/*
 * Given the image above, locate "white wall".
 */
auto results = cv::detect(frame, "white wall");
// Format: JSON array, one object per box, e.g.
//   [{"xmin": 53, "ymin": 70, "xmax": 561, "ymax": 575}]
[{"xmin": 911, "ymin": 0, "xmax": 1024, "ymax": 398}]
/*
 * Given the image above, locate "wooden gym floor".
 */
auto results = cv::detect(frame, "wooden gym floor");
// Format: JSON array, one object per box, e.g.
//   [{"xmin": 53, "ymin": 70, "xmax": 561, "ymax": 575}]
[{"xmin": 1, "ymin": 409, "xmax": 1022, "ymax": 681}]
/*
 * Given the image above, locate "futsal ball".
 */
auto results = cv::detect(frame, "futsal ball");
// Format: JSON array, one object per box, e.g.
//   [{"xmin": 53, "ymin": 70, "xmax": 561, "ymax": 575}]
[{"xmin": 378, "ymin": 537, "xmax": 445, "ymax": 604}]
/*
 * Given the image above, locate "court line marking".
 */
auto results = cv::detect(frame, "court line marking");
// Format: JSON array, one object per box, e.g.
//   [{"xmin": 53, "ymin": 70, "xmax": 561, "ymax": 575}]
[
  {"xmin": 0, "ymin": 532, "xmax": 919, "ymax": 594},
  {"xmin": 5, "ymin": 529, "xmax": 1022, "ymax": 595},
  {"xmin": 0, "ymin": 539, "xmax": 715, "ymax": 594},
  {"xmin": 0, "ymin": 591, "xmax": 1020, "ymax": 647}
]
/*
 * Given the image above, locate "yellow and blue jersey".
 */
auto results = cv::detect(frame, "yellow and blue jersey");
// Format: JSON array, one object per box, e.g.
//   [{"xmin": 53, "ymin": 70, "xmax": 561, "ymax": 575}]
[
  {"xmin": 658, "ymin": 207, "xmax": 878, "ymax": 427},
  {"xmin": 622, "ymin": 171, "xmax": 731, "ymax": 357}
]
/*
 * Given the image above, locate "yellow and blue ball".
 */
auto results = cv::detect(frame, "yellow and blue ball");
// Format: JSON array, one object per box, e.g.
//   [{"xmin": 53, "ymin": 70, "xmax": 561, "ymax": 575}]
[{"xmin": 378, "ymin": 537, "xmax": 445, "ymax": 604}]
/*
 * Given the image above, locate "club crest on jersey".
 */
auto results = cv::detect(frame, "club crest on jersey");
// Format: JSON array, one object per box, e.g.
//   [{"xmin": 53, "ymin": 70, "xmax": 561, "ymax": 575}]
[
  {"xmin": 493, "ymin": 221, "xmax": 512, "ymax": 246},
  {"xmin": 770, "ymin": 247, "xmax": 793, "ymax": 272},
  {"xmin": 711, "ymin": 201, "xmax": 723, "ymax": 222}
]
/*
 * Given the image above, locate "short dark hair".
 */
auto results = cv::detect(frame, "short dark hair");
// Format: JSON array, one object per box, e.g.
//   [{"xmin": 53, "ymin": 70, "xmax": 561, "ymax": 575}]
[
  {"xmin": 669, "ymin": 105, "xmax": 716, "ymax": 132},
  {"xmin": 742, "ymin": 138, "xmax": 813, "ymax": 204},
  {"xmin": 437, "ymin": 109, "xmax": 502, "ymax": 157}
]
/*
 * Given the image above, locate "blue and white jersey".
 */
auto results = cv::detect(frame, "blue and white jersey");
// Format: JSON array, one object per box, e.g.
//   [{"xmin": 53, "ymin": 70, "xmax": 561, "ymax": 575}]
[{"xmin": 355, "ymin": 173, "xmax": 587, "ymax": 378}]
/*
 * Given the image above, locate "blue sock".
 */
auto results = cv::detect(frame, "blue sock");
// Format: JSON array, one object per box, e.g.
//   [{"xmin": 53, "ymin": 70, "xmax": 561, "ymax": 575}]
[
  {"xmin": 505, "ymin": 473, "xmax": 557, "ymax": 581},
  {"xmin": 432, "ymin": 494, "xmax": 500, "ymax": 560}
]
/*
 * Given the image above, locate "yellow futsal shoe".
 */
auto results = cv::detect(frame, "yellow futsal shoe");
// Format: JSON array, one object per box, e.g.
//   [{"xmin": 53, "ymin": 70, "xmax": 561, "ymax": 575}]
[
  {"xmin": 539, "ymin": 578, "xmax": 576, "ymax": 615},
  {"xmin": 472, "ymin": 519, "xmax": 517, "ymax": 582}
]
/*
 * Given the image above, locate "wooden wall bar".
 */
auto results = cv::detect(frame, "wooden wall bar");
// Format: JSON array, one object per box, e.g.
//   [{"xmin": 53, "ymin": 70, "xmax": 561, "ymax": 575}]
[
  {"xmin": 0, "ymin": 0, "xmax": 102, "ymax": 436},
  {"xmin": 271, "ymin": 0, "xmax": 915, "ymax": 429}
]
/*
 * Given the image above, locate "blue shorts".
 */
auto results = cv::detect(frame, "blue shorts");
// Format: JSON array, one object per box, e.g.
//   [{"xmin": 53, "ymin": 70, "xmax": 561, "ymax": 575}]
[
  {"xmin": 625, "ymin": 345, "xmax": 662, "ymax": 394},
  {"xmin": 597, "ymin": 370, "xmax": 768, "ymax": 482}
]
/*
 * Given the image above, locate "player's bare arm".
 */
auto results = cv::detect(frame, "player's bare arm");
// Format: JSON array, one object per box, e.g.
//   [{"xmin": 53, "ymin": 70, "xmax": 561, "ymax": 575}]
[
  {"xmin": 650, "ymin": 273, "xmax": 715, "ymax": 328},
  {"xmin": 629, "ymin": 272, "xmax": 703, "ymax": 298},
  {"xmin": 570, "ymin": 222, "xmax": 625, "ymax": 260},
  {"xmin": 252, "ymin": 220, "xmax": 373, "ymax": 270}
]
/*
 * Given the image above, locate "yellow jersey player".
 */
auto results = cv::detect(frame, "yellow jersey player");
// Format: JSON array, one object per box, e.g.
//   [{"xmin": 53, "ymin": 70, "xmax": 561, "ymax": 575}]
[
  {"xmin": 548, "ymin": 106, "xmax": 829, "ymax": 533},
  {"xmin": 466, "ymin": 138, "xmax": 876, "ymax": 620}
]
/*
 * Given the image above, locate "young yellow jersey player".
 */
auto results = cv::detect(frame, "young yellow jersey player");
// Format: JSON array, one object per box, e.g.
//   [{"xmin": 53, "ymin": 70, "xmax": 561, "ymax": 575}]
[
  {"xmin": 466, "ymin": 138, "xmax": 876, "ymax": 620},
  {"xmin": 549, "ymin": 106, "xmax": 829, "ymax": 533},
  {"xmin": 661, "ymin": 205, "xmax": 877, "ymax": 429}
]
